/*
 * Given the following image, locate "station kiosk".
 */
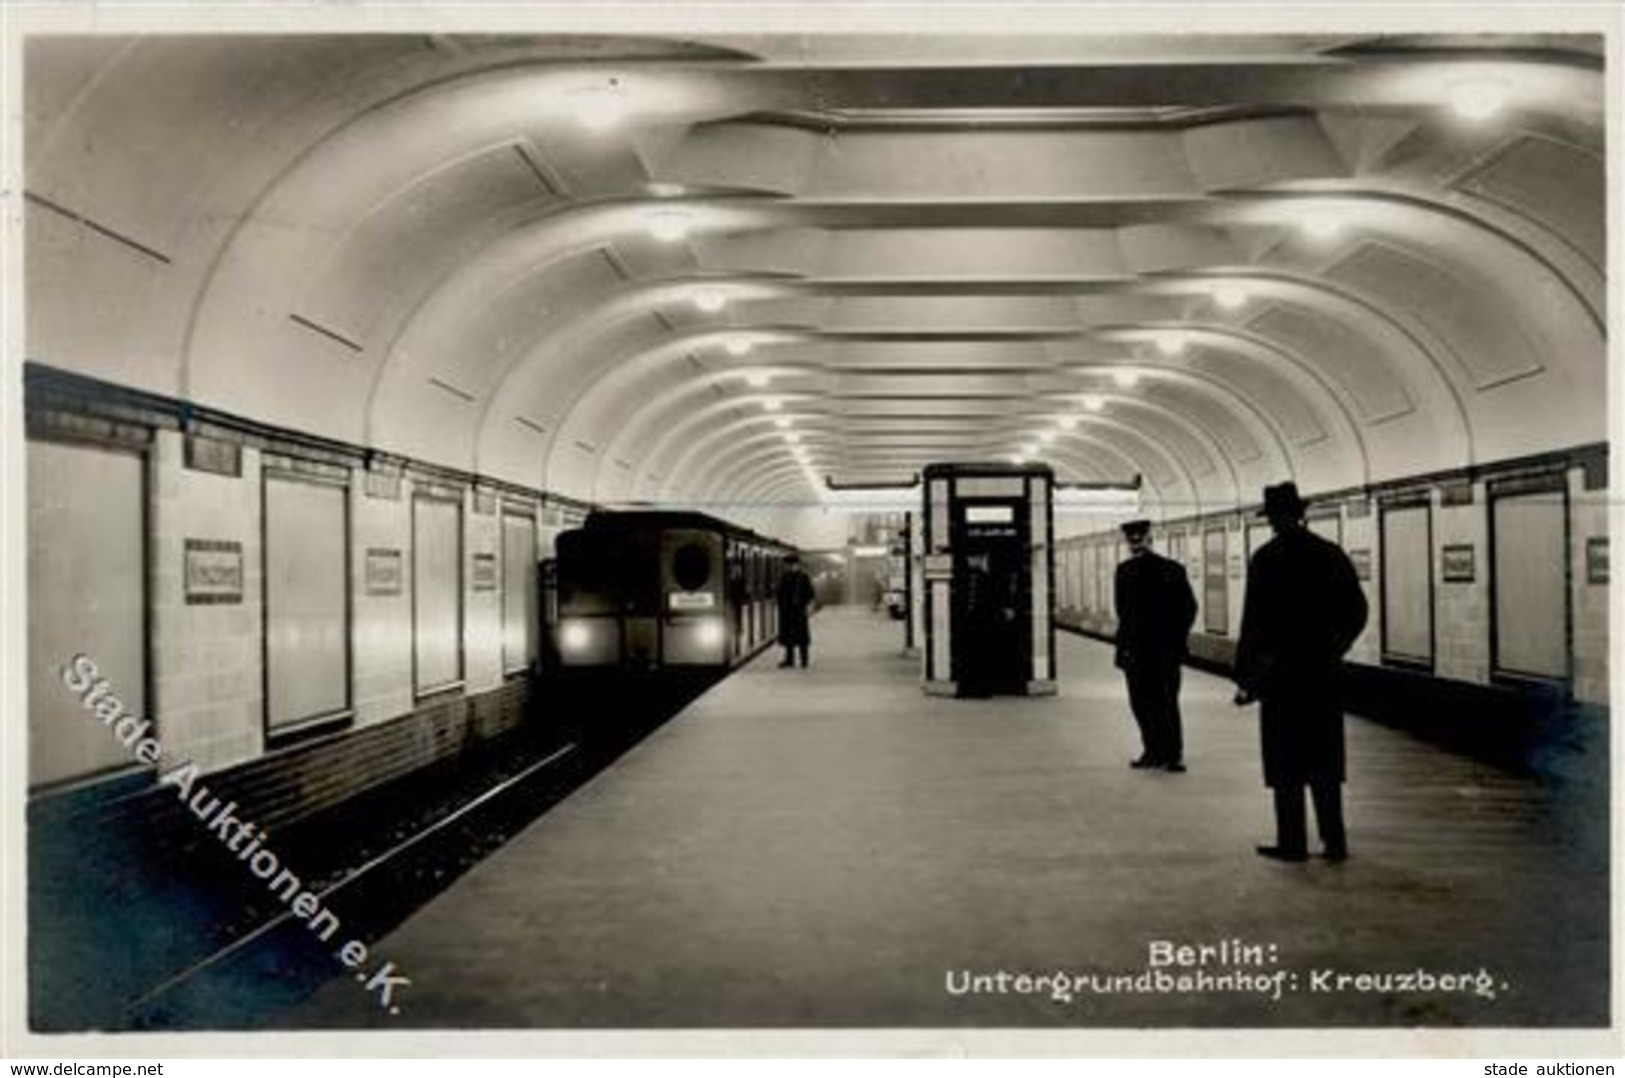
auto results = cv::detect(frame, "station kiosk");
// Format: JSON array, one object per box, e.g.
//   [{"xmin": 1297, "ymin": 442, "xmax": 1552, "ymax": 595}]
[{"xmin": 920, "ymin": 463, "xmax": 1056, "ymax": 697}]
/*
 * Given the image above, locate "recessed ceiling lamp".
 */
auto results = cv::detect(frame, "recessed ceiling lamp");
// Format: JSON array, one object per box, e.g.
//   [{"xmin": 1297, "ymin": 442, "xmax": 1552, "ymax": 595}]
[
  {"xmin": 1038, "ymin": 430, "xmax": 1057, "ymax": 444},
  {"xmin": 1214, "ymin": 283, "xmax": 1248, "ymax": 310},
  {"xmin": 1009, "ymin": 453, "xmax": 1027, "ymax": 465},
  {"xmin": 1057, "ymin": 415, "xmax": 1080, "ymax": 430},
  {"xmin": 1112, "ymin": 369, "xmax": 1141, "ymax": 389},
  {"xmin": 725, "ymin": 337, "xmax": 753, "ymax": 357},
  {"xmin": 773, "ymin": 416, "xmax": 792, "ymax": 429},
  {"xmin": 1450, "ymin": 79, "xmax": 1508, "ymax": 121},
  {"xmin": 1155, "ymin": 333, "xmax": 1185, "ymax": 357},
  {"xmin": 570, "ymin": 76, "xmax": 630, "ymax": 132},
  {"xmin": 693, "ymin": 288, "xmax": 727, "ymax": 313},
  {"xmin": 762, "ymin": 396, "xmax": 781, "ymax": 412},
  {"xmin": 1082, "ymin": 394, "xmax": 1106, "ymax": 413},
  {"xmin": 785, "ymin": 431, "xmax": 802, "ymax": 444},
  {"xmin": 646, "ymin": 210, "xmax": 691, "ymax": 243},
  {"xmin": 743, "ymin": 369, "xmax": 770, "ymax": 388},
  {"xmin": 1303, "ymin": 215, "xmax": 1342, "ymax": 241}
]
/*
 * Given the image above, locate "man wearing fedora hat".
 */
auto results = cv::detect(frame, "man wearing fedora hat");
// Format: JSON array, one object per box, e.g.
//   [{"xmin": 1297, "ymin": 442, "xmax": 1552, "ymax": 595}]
[
  {"xmin": 1234, "ymin": 481, "xmax": 1368, "ymax": 863},
  {"xmin": 1114, "ymin": 518, "xmax": 1198, "ymax": 772}
]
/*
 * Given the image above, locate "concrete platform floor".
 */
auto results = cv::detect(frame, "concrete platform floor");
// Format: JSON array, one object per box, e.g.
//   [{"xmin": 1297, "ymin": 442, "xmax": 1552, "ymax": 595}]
[{"xmin": 285, "ymin": 607, "xmax": 1608, "ymax": 1029}]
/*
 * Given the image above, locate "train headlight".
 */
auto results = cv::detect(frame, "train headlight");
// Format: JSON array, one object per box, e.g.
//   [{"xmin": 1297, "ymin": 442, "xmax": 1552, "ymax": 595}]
[
  {"xmin": 560, "ymin": 620, "xmax": 591, "ymax": 653},
  {"xmin": 695, "ymin": 618, "xmax": 725, "ymax": 649}
]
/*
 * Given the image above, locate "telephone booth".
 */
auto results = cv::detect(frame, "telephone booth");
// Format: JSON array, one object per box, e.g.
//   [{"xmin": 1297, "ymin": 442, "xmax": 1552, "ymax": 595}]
[{"xmin": 920, "ymin": 463, "xmax": 1056, "ymax": 697}]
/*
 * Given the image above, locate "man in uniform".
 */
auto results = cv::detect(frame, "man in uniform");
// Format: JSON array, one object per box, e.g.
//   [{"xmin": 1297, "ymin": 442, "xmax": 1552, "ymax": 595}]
[
  {"xmin": 1233, "ymin": 482, "xmax": 1369, "ymax": 862},
  {"xmin": 1113, "ymin": 519, "xmax": 1198, "ymax": 773}
]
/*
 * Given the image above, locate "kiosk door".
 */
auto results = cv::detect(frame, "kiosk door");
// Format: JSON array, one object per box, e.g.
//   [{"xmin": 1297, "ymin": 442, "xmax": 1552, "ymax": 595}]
[{"xmin": 951, "ymin": 501, "xmax": 1032, "ymax": 696}]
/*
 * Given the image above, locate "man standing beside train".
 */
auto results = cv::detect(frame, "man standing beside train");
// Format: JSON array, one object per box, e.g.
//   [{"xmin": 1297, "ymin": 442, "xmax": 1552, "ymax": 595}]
[
  {"xmin": 1233, "ymin": 481, "xmax": 1368, "ymax": 863},
  {"xmin": 1114, "ymin": 518, "xmax": 1198, "ymax": 773},
  {"xmin": 776, "ymin": 554, "xmax": 816, "ymax": 668}
]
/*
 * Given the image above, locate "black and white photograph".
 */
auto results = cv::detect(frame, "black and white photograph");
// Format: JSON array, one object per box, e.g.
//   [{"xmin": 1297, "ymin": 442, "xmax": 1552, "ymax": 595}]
[{"xmin": 0, "ymin": 0, "xmax": 1618, "ymax": 1060}]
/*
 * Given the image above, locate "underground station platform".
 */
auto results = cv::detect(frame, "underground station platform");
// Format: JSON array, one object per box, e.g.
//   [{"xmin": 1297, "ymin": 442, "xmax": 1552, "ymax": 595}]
[{"xmin": 268, "ymin": 607, "xmax": 1607, "ymax": 1031}]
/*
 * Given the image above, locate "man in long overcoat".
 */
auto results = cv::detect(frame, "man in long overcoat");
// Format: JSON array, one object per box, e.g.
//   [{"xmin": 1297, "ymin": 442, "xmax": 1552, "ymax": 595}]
[
  {"xmin": 776, "ymin": 554, "xmax": 816, "ymax": 668},
  {"xmin": 1233, "ymin": 482, "xmax": 1368, "ymax": 862},
  {"xmin": 1114, "ymin": 519, "xmax": 1198, "ymax": 772}
]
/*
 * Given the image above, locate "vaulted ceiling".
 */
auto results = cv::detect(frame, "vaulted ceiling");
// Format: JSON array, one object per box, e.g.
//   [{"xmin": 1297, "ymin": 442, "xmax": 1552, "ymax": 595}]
[{"xmin": 23, "ymin": 26, "xmax": 1606, "ymax": 537}]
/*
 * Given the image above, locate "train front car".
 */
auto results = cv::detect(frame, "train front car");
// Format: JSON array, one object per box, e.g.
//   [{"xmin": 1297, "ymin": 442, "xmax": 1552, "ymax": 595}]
[{"xmin": 550, "ymin": 511, "xmax": 792, "ymax": 676}]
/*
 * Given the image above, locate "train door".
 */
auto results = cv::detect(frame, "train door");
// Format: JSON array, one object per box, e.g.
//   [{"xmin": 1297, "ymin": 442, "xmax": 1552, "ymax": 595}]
[{"xmin": 950, "ymin": 500, "xmax": 1031, "ymax": 697}]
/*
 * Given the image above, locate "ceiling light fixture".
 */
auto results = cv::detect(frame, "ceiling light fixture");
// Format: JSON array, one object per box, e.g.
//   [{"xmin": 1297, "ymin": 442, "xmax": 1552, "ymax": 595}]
[
  {"xmin": 725, "ymin": 337, "xmax": 753, "ymax": 357},
  {"xmin": 762, "ymin": 397, "xmax": 781, "ymax": 412},
  {"xmin": 1038, "ymin": 430, "xmax": 1057, "ymax": 444},
  {"xmin": 785, "ymin": 431, "xmax": 802, "ymax": 444},
  {"xmin": 646, "ymin": 211, "xmax": 690, "ymax": 243},
  {"xmin": 1082, "ymin": 394, "xmax": 1106, "ymax": 413},
  {"xmin": 1303, "ymin": 216, "xmax": 1342, "ymax": 241},
  {"xmin": 1112, "ymin": 369, "xmax": 1141, "ymax": 388},
  {"xmin": 1155, "ymin": 333, "xmax": 1185, "ymax": 357},
  {"xmin": 1057, "ymin": 415, "xmax": 1080, "ymax": 430},
  {"xmin": 1450, "ymin": 79, "xmax": 1508, "ymax": 121},
  {"xmin": 743, "ymin": 369, "xmax": 770, "ymax": 388},
  {"xmin": 1214, "ymin": 283, "xmax": 1248, "ymax": 310},
  {"xmin": 773, "ymin": 416, "xmax": 792, "ymax": 429},
  {"xmin": 571, "ymin": 78, "xmax": 630, "ymax": 132},
  {"xmin": 693, "ymin": 288, "xmax": 727, "ymax": 313}
]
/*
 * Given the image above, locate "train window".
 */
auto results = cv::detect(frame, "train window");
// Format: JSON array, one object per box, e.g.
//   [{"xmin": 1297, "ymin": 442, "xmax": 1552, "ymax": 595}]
[
  {"xmin": 265, "ymin": 472, "xmax": 351, "ymax": 735},
  {"xmin": 1203, "ymin": 528, "xmax": 1227, "ymax": 634},
  {"xmin": 501, "ymin": 511, "xmax": 538, "ymax": 675},
  {"xmin": 1380, "ymin": 500, "xmax": 1433, "ymax": 667},
  {"xmin": 556, "ymin": 529, "xmax": 634, "ymax": 615},
  {"xmin": 1491, "ymin": 480, "xmax": 1568, "ymax": 680},
  {"xmin": 27, "ymin": 438, "xmax": 147, "ymax": 788},
  {"xmin": 413, "ymin": 493, "xmax": 464, "ymax": 695},
  {"xmin": 673, "ymin": 541, "xmax": 712, "ymax": 591}
]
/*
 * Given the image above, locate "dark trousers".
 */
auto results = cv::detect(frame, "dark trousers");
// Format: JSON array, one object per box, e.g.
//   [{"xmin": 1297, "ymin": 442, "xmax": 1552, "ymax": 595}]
[
  {"xmin": 1125, "ymin": 662, "xmax": 1183, "ymax": 763},
  {"xmin": 1272, "ymin": 781, "xmax": 1346, "ymax": 856},
  {"xmin": 781, "ymin": 643, "xmax": 808, "ymax": 667}
]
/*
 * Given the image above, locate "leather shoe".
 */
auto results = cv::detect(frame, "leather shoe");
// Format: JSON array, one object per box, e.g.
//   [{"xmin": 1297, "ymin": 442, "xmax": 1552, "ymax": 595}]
[
  {"xmin": 1163, "ymin": 761, "xmax": 1187, "ymax": 773},
  {"xmin": 1255, "ymin": 845, "xmax": 1309, "ymax": 863},
  {"xmin": 1130, "ymin": 755, "xmax": 1160, "ymax": 769},
  {"xmin": 1321, "ymin": 847, "xmax": 1349, "ymax": 863}
]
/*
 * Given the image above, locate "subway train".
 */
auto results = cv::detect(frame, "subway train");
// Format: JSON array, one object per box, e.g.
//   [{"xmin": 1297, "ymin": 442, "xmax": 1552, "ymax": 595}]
[{"xmin": 548, "ymin": 510, "xmax": 798, "ymax": 673}]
